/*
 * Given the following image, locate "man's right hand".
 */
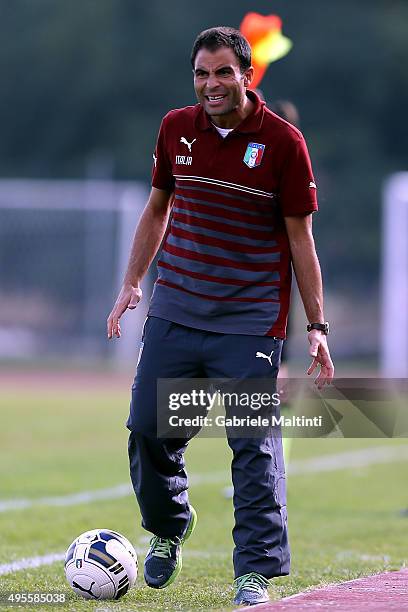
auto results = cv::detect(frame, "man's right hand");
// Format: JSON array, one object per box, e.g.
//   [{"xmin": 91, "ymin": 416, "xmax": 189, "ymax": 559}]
[{"xmin": 107, "ymin": 284, "xmax": 142, "ymax": 339}]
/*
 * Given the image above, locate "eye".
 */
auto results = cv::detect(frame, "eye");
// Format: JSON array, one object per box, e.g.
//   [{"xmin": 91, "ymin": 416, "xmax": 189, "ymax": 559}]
[
  {"xmin": 195, "ymin": 70, "xmax": 207, "ymax": 78},
  {"xmin": 217, "ymin": 68, "xmax": 232, "ymax": 76}
]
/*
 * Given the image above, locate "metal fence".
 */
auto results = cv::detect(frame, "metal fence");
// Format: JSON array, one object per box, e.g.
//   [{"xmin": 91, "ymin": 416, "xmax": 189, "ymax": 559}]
[
  {"xmin": 0, "ymin": 179, "xmax": 150, "ymax": 366},
  {"xmin": 0, "ymin": 176, "xmax": 392, "ymax": 371}
]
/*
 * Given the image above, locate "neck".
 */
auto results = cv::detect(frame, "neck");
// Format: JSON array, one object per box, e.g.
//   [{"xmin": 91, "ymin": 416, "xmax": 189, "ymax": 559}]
[{"xmin": 211, "ymin": 94, "xmax": 254, "ymax": 129}]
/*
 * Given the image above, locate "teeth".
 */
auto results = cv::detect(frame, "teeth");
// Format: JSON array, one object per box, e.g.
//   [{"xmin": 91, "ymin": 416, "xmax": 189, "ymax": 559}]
[{"xmin": 208, "ymin": 96, "xmax": 224, "ymax": 101}]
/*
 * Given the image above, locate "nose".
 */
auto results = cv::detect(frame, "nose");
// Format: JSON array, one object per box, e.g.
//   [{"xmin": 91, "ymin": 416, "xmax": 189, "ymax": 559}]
[{"xmin": 205, "ymin": 72, "xmax": 221, "ymax": 90}]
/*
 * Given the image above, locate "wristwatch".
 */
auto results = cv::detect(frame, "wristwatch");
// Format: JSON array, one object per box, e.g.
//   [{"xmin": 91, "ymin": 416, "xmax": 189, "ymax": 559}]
[{"xmin": 307, "ymin": 322, "xmax": 330, "ymax": 335}]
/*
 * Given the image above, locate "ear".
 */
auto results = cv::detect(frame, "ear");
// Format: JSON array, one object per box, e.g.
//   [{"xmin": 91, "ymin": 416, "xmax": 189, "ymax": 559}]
[{"xmin": 243, "ymin": 66, "xmax": 254, "ymax": 88}]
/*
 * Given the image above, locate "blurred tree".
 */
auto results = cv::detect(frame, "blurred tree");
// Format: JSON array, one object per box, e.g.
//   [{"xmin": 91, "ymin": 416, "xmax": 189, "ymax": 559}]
[{"xmin": 0, "ymin": 0, "xmax": 407, "ymax": 288}]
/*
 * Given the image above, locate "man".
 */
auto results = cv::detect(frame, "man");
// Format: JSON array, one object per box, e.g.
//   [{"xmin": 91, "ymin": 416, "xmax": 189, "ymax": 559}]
[{"xmin": 107, "ymin": 27, "xmax": 334, "ymax": 606}]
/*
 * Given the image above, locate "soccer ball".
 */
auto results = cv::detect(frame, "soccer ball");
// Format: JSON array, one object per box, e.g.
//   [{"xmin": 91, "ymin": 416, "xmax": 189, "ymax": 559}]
[{"xmin": 64, "ymin": 529, "xmax": 138, "ymax": 600}]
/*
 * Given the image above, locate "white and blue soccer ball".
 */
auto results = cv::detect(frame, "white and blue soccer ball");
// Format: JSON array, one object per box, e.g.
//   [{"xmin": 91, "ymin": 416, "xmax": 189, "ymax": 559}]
[{"xmin": 64, "ymin": 529, "xmax": 138, "ymax": 600}]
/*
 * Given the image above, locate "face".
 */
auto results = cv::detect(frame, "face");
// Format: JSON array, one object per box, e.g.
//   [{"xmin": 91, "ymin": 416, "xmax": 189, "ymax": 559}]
[{"xmin": 193, "ymin": 47, "xmax": 253, "ymax": 120}]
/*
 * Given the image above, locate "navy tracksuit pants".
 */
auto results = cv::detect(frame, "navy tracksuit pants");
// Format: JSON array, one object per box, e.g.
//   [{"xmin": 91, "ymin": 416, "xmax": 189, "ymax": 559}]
[{"xmin": 126, "ymin": 316, "xmax": 290, "ymax": 579}]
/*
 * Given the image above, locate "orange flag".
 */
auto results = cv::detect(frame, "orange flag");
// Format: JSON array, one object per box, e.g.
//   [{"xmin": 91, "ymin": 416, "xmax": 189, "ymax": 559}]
[{"xmin": 240, "ymin": 13, "xmax": 293, "ymax": 89}]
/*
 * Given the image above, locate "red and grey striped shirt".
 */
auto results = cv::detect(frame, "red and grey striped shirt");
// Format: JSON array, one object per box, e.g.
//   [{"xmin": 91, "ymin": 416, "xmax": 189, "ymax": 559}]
[{"xmin": 148, "ymin": 91, "xmax": 318, "ymax": 337}]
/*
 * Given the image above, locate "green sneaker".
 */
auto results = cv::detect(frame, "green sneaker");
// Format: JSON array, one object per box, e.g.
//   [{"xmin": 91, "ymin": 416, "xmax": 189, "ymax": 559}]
[
  {"xmin": 233, "ymin": 572, "xmax": 270, "ymax": 606},
  {"xmin": 144, "ymin": 506, "xmax": 197, "ymax": 589}
]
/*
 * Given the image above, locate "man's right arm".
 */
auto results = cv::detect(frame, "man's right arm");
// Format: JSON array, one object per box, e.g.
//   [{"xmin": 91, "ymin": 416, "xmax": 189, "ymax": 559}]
[{"xmin": 107, "ymin": 186, "xmax": 173, "ymax": 339}]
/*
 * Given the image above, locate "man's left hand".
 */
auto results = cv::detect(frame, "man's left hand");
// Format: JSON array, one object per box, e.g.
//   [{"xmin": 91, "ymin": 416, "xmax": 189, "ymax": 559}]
[{"xmin": 307, "ymin": 330, "xmax": 334, "ymax": 388}]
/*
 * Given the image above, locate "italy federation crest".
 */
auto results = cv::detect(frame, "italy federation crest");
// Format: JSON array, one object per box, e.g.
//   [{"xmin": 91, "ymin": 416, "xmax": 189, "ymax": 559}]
[{"xmin": 243, "ymin": 142, "xmax": 265, "ymax": 168}]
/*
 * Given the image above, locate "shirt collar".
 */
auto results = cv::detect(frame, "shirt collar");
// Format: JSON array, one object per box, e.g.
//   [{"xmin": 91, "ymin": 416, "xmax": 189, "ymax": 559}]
[{"xmin": 194, "ymin": 89, "xmax": 265, "ymax": 134}]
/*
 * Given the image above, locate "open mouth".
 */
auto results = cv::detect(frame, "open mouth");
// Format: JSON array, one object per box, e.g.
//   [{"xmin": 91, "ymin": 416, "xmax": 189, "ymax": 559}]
[{"xmin": 205, "ymin": 95, "xmax": 226, "ymax": 103}]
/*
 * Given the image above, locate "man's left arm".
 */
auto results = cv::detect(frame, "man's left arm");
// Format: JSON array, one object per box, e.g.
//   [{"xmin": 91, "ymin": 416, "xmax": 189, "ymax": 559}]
[{"xmin": 284, "ymin": 214, "xmax": 334, "ymax": 388}]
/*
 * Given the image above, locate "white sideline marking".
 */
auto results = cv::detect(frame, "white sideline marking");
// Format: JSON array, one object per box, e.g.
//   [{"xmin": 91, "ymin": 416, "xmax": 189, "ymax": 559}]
[
  {"xmin": 1, "ymin": 446, "xmax": 408, "ymax": 514},
  {"xmin": 0, "ymin": 473, "xmax": 228, "ymax": 514},
  {"xmin": 0, "ymin": 549, "xmax": 226, "ymax": 576},
  {"xmin": 0, "ymin": 484, "xmax": 133, "ymax": 513},
  {"xmin": 335, "ymin": 550, "xmax": 391, "ymax": 563},
  {"xmin": 0, "ymin": 553, "xmax": 65, "ymax": 576},
  {"xmin": 288, "ymin": 445, "xmax": 408, "ymax": 474}
]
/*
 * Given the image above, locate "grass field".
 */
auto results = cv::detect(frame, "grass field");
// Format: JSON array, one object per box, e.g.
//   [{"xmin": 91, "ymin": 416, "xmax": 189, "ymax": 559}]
[{"xmin": 0, "ymin": 376, "xmax": 407, "ymax": 611}]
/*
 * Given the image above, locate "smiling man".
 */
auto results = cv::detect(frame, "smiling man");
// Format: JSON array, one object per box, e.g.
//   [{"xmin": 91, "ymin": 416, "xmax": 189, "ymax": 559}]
[
  {"xmin": 194, "ymin": 44, "xmax": 253, "ymax": 121},
  {"xmin": 107, "ymin": 26, "xmax": 334, "ymax": 606}
]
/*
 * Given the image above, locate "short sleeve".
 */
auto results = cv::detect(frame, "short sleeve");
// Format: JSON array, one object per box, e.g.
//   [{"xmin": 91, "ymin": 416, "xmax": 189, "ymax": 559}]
[
  {"xmin": 151, "ymin": 117, "xmax": 175, "ymax": 192},
  {"xmin": 279, "ymin": 135, "xmax": 318, "ymax": 216}
]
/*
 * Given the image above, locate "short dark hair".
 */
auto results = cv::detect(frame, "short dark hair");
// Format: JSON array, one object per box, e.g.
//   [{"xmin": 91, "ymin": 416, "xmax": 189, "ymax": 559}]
[{"xmin": 191, "ymin": 27, "xmax": 251, "ymax": 73}]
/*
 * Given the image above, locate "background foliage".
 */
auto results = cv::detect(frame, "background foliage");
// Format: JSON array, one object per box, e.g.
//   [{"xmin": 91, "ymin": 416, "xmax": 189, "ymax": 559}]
[{"xmin": 1, "ymin": 0, "xmax": 407, "ymax": 288}]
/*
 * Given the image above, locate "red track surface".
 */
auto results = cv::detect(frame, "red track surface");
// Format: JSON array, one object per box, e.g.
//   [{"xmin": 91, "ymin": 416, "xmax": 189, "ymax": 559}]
[{"xmin": 241, "ymin": 569, "xmax": 408, "ymax": 611}]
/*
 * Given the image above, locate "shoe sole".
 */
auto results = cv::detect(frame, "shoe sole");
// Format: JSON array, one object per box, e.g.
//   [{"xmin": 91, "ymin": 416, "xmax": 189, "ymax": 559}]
[
  {"xmin": 152, "ymin": 505, "xmax": 197, "ymax": 589},
  {"xmin": 233, "ymin": 595, "xmax": 270, "ymax": 606}
]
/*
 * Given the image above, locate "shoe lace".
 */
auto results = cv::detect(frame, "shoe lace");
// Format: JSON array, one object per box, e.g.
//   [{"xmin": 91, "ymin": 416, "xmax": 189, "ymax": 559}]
[
  {"xmin": 234, "ymin": 572, "xmax": 269, "ymax": 594},
  {"xmin": 149, "ymin": 536, "xmax": 178, "ymax": 559}
]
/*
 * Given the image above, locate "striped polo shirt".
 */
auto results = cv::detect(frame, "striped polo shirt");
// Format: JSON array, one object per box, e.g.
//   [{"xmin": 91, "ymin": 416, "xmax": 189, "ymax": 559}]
[{"xmin": 148, "ymin": 91, "xmax": 318, "ymax": 337}]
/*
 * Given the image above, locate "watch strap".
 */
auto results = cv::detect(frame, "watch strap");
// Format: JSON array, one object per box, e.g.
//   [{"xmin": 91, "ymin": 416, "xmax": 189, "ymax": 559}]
[{"xmin": 307, "ymin": 322, "xmax": 330, "ymax": 335}]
